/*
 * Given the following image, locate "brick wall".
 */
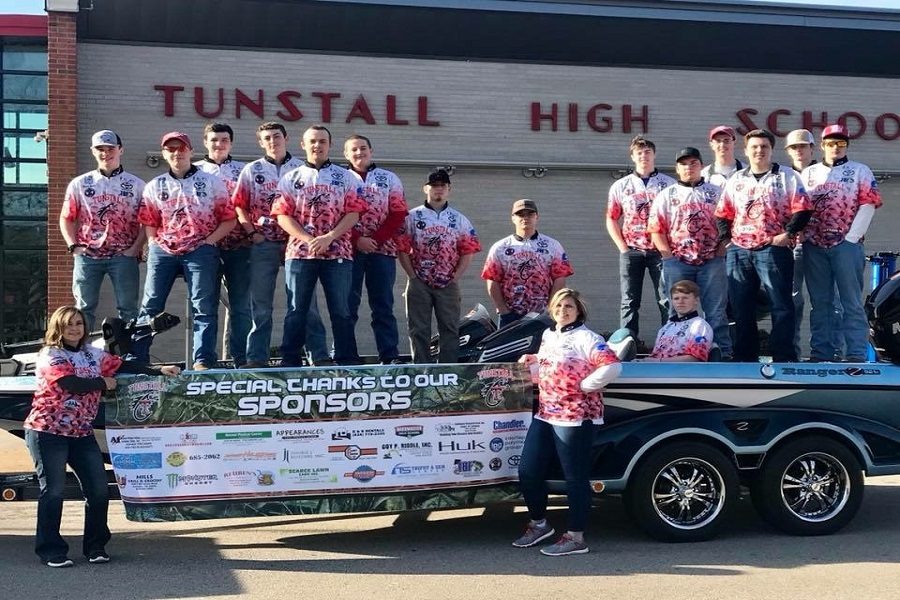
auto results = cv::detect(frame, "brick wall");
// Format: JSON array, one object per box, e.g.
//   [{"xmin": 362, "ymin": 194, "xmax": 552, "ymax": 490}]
[{"xmin": 46, "ymin": 11, "xmax": 77, "ymax": 312}]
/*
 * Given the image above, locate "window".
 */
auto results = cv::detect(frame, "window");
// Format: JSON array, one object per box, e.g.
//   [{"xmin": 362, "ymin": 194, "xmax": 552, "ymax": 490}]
[{"xmin": 1, "ymin": 40, "xmax": 48, "ymax": 343}]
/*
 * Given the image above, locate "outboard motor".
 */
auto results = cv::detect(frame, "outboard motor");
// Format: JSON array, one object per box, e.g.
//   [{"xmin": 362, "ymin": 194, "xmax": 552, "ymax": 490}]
[
  {"xmin": 475, "ymin": 311, "xmax": 553, "ymax": 363},
  {"xmin": 866, "ymin": 271, "xmax": 900, "ymax": 365}
]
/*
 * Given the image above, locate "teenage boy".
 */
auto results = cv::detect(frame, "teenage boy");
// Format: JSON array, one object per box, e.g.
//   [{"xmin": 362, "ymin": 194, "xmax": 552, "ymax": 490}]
[
  {"xmin": 194, "ymin": 122, "xmax": 250, "ymax": 367},
  {"xmin": 134, "ymin": 132, "xmax": 236, "ymax": 369},
  {"xmin": 59, "ymin": 130, "xmax": 145, "ymax": 331},
  {"xmin": 399, "ymin": 169, "xmax": 481, "ymax": 363},
  {"xmin": 641, "ymin": 280, "xmax": 714, "ymax": 362},
  {"xmin": 606, "ymin": 135, "xmax": 675, "ymax": 339},
  {"xmin": 701, "ymin": 125, "xmax": 744, "ymax": 189},
  {"xmin": 483, "ymin": 199, "xmax": 572, "ymax": 327},
  {"xmin": 272, "ymin": 125, "xmax": 366, "ymax": 367},
  {"xmin": 716, "ymin": 129, "xmax": 812, "ymax": 363},
  {"xmin": 343, "ymin": 135, "xmax": 410, "ymax": 364}
]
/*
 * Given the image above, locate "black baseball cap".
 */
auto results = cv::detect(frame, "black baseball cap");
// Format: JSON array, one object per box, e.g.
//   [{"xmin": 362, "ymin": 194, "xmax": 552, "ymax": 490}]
[
  {"xmin": 426, "ymin": 169, "xmax": 451, "ymax": 185},
  {"xmin": 675, "ymin": 147, "xmax": 703, "ymax": 163}
]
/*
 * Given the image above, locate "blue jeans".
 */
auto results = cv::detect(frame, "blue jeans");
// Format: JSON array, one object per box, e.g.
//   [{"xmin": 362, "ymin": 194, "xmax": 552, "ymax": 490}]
[
  {"xmin": 72, "ymin": 254, "xmax": 140, "ymax": 331},
  {"xmin": 246, "ymin": 240, "xmax": 284, "ymax": 363},
  {"xmin": 282, "ymin": 258, "xmax": 355, "ymax": 365},
  {"xmin": 792, "ymin": 245, "xmax": 846, "ymax": 359},
  {"xmin": 662, "ymin": 256, "xmax": 732, "ymax": 357},
  {"xmin": 803, "ymin": 240, "xmax": 868, "ymax": 360},
  {"xmin": 305, "ymin": 294, "xmax": 330, "ymax": 363},
  {"xmin": 219, "ymin": 246, "xmax": 252, "ymax": 366},
  {"xmin": 25, "ymin": 429, "xmax": 110, "ymax": 561},
  {"xmin": 727, "ymin": 245, "xmax": 796, "ymax": 362},
  {"xmin": 348, "ymin": 252, "xmax": 400, "ymax": 362},
  {"xmin": 619, "ymin": 248, "xmax": 667, "ymax": 338},
  {"xmin": 133, "ymin": 243, "xmax": 220, "ymax": 366},
  {"xmin": 518, "ymin": 418, "xmax": 596, "ymax": 532}
]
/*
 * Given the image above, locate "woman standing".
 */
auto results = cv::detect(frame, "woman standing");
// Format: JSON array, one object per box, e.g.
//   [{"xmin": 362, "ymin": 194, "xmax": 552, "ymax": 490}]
[
  {"xmin": 513, "ymin": 288, "xmax": 621, "ymax": 556},
  {"xmin": 24, "ymin": 306, "xmax": 180, "ymax": 567}
]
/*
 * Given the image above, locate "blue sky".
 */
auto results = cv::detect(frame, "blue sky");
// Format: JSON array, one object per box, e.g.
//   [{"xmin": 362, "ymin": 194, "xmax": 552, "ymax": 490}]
[{"xmin": 2, "ymin": 0, "xmax": 898, "ymax": 15}]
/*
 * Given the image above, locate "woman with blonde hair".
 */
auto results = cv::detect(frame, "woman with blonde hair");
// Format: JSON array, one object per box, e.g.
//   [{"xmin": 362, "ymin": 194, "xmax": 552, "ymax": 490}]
[
  {"xmin": 513, "ymin": 288, "xmax": 621, "ymax": 556},
  {"xmin": 24, "ymin": 306, "xmax": 180, "ymax": 568}
]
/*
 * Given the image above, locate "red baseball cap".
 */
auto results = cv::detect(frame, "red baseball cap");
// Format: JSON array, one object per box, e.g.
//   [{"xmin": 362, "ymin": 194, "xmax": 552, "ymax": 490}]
[
  {"xmin": 708, "ymin": 125, "xmax": 736, "ymax": 141},
  {"xmin": 821, "ymin": 124, "xmax": 849, "ymax": 141},
  {"xmin": 160, "ymin": 131, "xmax": 192, "ymax": 149}
]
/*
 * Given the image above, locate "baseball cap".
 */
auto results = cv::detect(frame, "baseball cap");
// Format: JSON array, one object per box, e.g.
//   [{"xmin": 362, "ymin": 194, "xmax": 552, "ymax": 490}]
[
  {"xmin": 675, "ymin": 147, "xmax": 703, "ymax": 163},
  {"xmin": 91, "ymin": 129, "xmax": 121, "ymax": 148},
  {"xmin": 426, "ymin": 169, "xmax": 451, "ymax": 185},
  {"xmin": 708, "ymin": 125, "xmax": 736, "ymax": 141},
  {"xmin": 511, "ymin": 199, "xmax": 538, "ymax": 214},
  {"xmin": 160, "ymin": 131, "xmax": 193, "ymax": 149},
  {"xmin": 822, "ymin": 124, "xmax": 849, "ymax": 141},
  {"xmin": 785, "ymin": 129, "xmax": 815, "ymax": 148}
]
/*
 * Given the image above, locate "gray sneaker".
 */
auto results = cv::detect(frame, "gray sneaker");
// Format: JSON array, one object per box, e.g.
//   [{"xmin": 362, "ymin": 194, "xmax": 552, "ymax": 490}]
[
  {"xmin": 540, "ymin": 534, "xmax": 589, "ymax": 556},
  {"xmin": 512, "ymin": 522, "xmax": 555, "ymax": 548}
]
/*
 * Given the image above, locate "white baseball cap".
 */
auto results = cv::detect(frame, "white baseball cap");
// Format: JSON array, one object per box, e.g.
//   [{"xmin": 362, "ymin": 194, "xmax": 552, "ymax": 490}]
[{"xmin": 784, "ymin": 129, "xmax": 815, "ymax": 148}]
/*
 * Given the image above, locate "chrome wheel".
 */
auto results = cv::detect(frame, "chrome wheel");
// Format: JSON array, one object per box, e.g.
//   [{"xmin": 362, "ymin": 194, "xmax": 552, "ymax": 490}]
[
  {"xmin": 779, "ymin": 452, "xmax": 851, "ymax": 522},
  {"xmin": 651, "ymin": 457, "xmax": 727, "ymax": 530}
]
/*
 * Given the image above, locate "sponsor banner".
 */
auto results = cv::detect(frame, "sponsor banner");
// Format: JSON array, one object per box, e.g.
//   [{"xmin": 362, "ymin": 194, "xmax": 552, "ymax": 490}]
[{"xmin": 107, "ymin": 364, "xmax": 532, "ymax": 521}]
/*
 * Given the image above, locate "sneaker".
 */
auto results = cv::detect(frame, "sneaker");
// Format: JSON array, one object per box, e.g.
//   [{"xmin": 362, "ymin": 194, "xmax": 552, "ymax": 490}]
[
  {"xmin": 88, "ymin": 552, "xmax": 110, "ymax": 564},
  {"xmin": 191, "ymin": 362, "xmax": 210, "ymax": 371},
  {"xmin": 46, "ymin": 557, "xmax": 74, "ymax": 568},
  {"xmin": 511, "ymin": 522, "xmax": 555, "ymax": 548},
  {"xmin": 540, "ymin": 533, "xmax": 589, "ymax": 556}
]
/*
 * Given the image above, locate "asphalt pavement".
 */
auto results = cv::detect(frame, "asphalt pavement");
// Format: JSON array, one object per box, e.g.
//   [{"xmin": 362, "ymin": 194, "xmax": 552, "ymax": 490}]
[{"xmin": 2, "ymin": 474, "xmax": 900, "ymax": 600}]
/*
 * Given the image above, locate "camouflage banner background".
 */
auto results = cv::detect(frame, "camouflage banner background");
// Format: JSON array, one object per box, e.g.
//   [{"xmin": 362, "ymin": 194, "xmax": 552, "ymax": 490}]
[{"xmin": 107, "ymin": 364, "xmax": 533, "ymax": 522}]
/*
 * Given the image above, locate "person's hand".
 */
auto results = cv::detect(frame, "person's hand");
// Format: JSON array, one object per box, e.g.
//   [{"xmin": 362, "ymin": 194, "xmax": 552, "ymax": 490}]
[
  {"xmin": 308, "ymin": 234, "xmax": 333, "ymax": 256},
  {"xmin": 103, "ymin": 376, "xmax": 118, "ymax": 391},
  {"xmin": 159, "ymin": 365, "xmax": 181, "ymax": 376},
  {"xmin": 519, "ymin": 354, "xmax": 537, "ymax": 366},
  {"xmin": 72, "ymin": 246, "xmax": 86, "ymax": 256},
  {"xmin": 356, "ymin": 236, "xmax": 377, "ymax": 253},
  {"xmin": 771, "ymin": 233, "xmax": 791, "ymax": 247}
]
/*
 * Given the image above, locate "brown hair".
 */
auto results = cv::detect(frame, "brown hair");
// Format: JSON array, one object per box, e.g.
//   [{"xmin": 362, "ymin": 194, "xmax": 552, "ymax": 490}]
[
  {"xmin": 44, "ymin": 305, "xmax": 88, "ymax": 349},
  {"xmin": 744, "ymin": 128, "xmax": 776, "ymax": 148},
  {"xmin": 203, "ymin": 122, "xmax": 234, "ymax": 142},
  {"xmin": 548, "ymin": 288, "xmax": 589, "ymax": 322},
  {"xmin": 345, "ymin": 134, "xmax": 372, "ymax": 150},
  {"xmin": 629, "ymin": 135, "xmax": 656, "ymax": 153},
  {"xmin": 669, "ymin": 279, "xmax": 700, "ymax": 297},
  {"xmin": 305, "ymin": 124, "xmax": 332, "ymax": 143},
  {"xmin": 257, "ymin": 122, "xmax": 287, "ymax": 138}
]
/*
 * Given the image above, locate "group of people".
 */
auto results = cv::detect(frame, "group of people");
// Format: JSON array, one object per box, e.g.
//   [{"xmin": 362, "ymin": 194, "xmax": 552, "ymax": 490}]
[
  {"xmin": 35, "ymin": 120, "xmax": 882, "ymax": 565},
  {"xmin": 606, "ymin": 124, "xmax": 881, "ymax": 363}
]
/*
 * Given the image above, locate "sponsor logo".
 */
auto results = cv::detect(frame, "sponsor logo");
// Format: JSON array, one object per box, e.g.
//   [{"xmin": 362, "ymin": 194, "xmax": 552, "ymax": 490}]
[
  {"xmin": 223, "ymin": 470, "xmax": 256, "ymax": 487},
  {"xmin": 438, "ymin": 440, "xmax": 486, "ymax": 454},
  {"xmin": 111, "ymin": 453, "xmax": 162, "ymax": 470},
  {"xmin": 278, "ymin": 467, "xmax": 335, "ymax": 484},
  {"xmin": 222, "ymin": 450, "xmax": 278, "ymax": 461},
  {"xmin": 282, "ymin": 449, "xmax": 315, "ymax": 463},
  {"xmin": 166, "ymin": 451, "xmax": 187, "ymax": 467},
  {"xmin": 453, "ymin": 459, "xmax": 484, "ymax": 476},
  {"xmin": 507, "ymin": 454, "xmax": 521, "ymax": 467},
  {"xmin": 489, "ymin": 457, "xmax": 503, "ymax": 471},
  {"xmin": 256, "ymin": 471, "xmax": 275, "ymax": 486},
  {"xmin": 781, "ymin": 366, "xmax": 882, "ymax": 378},
  {"xmin": 489, "ymin": 437, "xmax": 504, "ymax": 452},
  {"xmin": 125, "ymin": 473, "xmax": 164, "ymax": 491},
  {"xmin": 216, "ymin": 431, "xmax": 272, "ymax": 440},
  {"xmin": 395, "ymin": 424, "xmax": 424, "ymax": 438},
  {"xmin": 501, "ymin": 434, "xmax": 526, "ymax": 451},
  {"xmin": 477, "ymin": 367, "xmax": 513, "ymax": 407},
  {"xmin": 129, "ymin": 392, "xmax": 160, "ymax": 423},
  {"xmin": 166, "ymin": 473, "xmax": 219, "ymax": 489},
  {"xmin": 381, "ymin": 441, "xmax": 433, "ymax": 459},
  {"xmin": 435, "ymin": 421, "xmax": 484, "ymax": 436},
  {"xmin": 275, "ymin": 427, "xmax": 325, "ymax": 441},
  {"xmin": 492, "ymin": 419, "xmax": 527, "ymax": 433},
  {"xmin": 164, "ymin": 431, "xmax": 212, "ymax": 448},
  {"xmin": 345, "ymin": 465, "xmax": 383, "ymax": 483},
  {"xmin": 108, "ymin": 433, "xmax": 162, "ymax": 450},
  {"xmin": 331, "ymin": 428, "xmax": 351, "ymax": 440},
  {"xmin": 116, "ymin": 475, "xmax": 127, "ymax": 488},
  {"xmin": 328, "ymin": 444, "xmax": 378, "ymax": 460},
  {"xmin": 390, "ymin": 463, "xmax": 446, "ymax": 477}
]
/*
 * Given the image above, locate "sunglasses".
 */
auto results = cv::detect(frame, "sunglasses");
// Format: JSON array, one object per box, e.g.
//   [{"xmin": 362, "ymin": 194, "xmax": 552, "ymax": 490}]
[{"xmin": 822, "ymin": 140, "xmax": 849, "ymax": 148}]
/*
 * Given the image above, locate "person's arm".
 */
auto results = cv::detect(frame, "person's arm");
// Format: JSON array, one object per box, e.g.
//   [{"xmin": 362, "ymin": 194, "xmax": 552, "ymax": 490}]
[
  {"xmin": 56, "ymin": 375, "xmax": 108, "ymax": 393},
  {"xmin": 486, "ymin": 279, "xmax": 509, "ymax": 315},
  {"xmin": 550, "ymin": 277, "xmax": 567, "ymax": 297},
  {"xmin": 606, "ymin": 216, "xmax": 628, "ymax": 253},
  {"xmin": 308, "ymin": 212, "xmax": 360, "ymax": 256},
  {"xmin": 651, "ymin": 232, "xmax": 673, "ymax": 258},
  {"xmin": 452, "ymin": 253, "xmax": 475, "ymax": 283},
  {"xmin": 580, "ymin": 362, "xmax": 622, "ymax": 391},
  {"xmin": 643, "ymin": 354, "xmax": 700, "ymax": 363},
  {"xmin": 117, "ymin": 360, "xmax": 180, "ymax": 376},
  {"xmin": 845, "ymin": 204, "xmax": 876, "ymax": 243},
  {"xmin": 716, "ymin": 217, "xmax": 733, "ymax": 246},
  {"xmin": 204, "ymin": 218, "xmax": 237, "ymax": 246},
  {"xmin": 773, "ymin": 209, "xmax": 813, "ymax": 246},
  {"xmin": 59, "ymin": 216, "xmax": 87, "ymax": 256},
  {"xmin": 398, "ymin": 252, "xmax": 417, "ymax": 279},
  {"xmin": 276, "ymin": 214, "xmax": 314, "ymax": 244},
  {"xmin": 145, "ymin": 225, "xmax": 159, "ymax": 245}
]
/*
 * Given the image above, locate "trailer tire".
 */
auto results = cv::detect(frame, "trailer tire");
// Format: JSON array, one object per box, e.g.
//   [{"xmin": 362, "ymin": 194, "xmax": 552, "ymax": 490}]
[
  {"xmin": 624, "ymin": 441, "xmax": 739, "ymax": 542},
  {"xmin": 751, "ymin": 436, "xmax": 863, "ymax": 536}
]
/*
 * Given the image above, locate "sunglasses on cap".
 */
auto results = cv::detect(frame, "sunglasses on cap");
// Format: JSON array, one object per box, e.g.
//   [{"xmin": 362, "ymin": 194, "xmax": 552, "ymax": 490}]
[{"xmin": 822, "ymin": 140, "xmax": 849, "ymax": 148}]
